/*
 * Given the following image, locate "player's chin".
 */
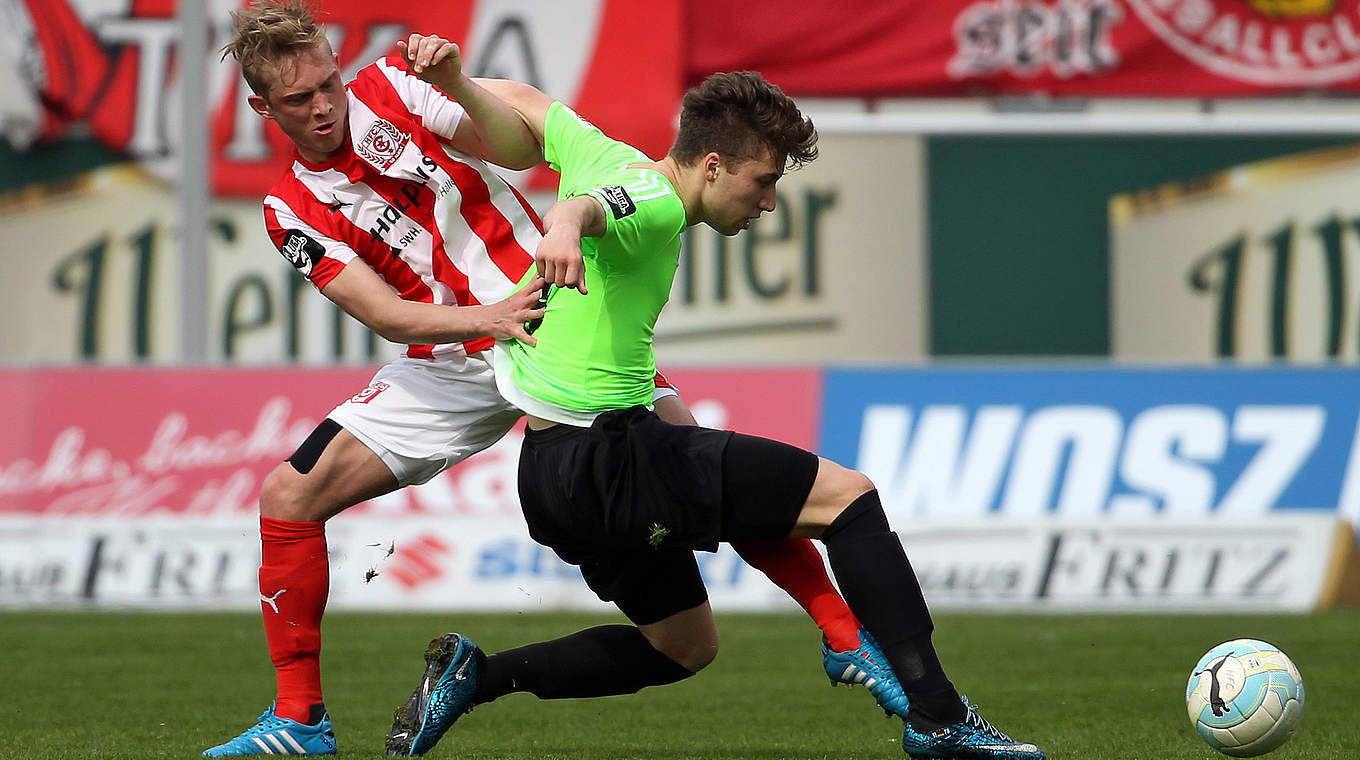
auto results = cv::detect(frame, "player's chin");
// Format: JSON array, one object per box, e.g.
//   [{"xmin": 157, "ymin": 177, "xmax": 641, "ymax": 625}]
[{"xmin": 309, "ymin": 131, "xmax": 344, "ymax": 155}]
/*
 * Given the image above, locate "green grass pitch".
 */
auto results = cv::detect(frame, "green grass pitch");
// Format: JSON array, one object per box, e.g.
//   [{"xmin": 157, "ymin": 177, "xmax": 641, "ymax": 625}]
[{"xmin": 4, "ymin": 610, "xmax": 1357, "ymax": 759}]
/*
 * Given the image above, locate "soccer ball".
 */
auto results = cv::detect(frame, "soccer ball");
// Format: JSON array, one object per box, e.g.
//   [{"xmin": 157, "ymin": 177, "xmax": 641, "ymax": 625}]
[{"xmin": 1185, "ymin": 639, "xmax": 1305, "ymax": 757}]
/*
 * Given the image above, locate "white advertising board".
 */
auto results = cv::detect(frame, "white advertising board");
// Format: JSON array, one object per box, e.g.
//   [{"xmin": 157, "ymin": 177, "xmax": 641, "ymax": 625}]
[
  {"xmin": 3, "ymin": 514, "xmax": 1351, "ymax": 613},
  {"xmin": 0, "ymin": 515, "xmax": 797, "ymax": 613},
  {"xmin": 900, "ymin": 515, "xmax": 1350, "ymax": 612}
]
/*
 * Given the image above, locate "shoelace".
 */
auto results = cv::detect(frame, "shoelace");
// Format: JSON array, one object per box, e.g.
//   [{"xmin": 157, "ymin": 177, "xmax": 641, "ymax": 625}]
[
  {"xmin": 245, "ymin": 708, "xmax": 321, "ymax": 735},
  {"xmin": 249, "ymin": 710, "xmax": 280, "ymax": 729},
  {"xmin": 246, "ymin": 717, "xmax": 289, "ymax": 734},
  {"xmin": 960, "ymin": 698, "xmax": 1015, "ymax": 742}
]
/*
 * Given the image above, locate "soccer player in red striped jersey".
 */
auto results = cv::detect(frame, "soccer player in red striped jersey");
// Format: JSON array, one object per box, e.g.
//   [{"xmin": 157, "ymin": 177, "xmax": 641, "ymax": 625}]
[{"xmin": 209, "ymin": 2, "xmax": 878, "ymax": 756}]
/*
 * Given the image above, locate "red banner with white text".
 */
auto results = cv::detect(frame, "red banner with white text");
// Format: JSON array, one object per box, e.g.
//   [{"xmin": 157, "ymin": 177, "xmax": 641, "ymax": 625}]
[
  {"xmin": 11, "ymin": 1, "xmax": 1360, "ymax": 200},
  {"xmin": 685, "ymin": 0, "xmax": 1360, "ymax": 96},
  {"xmin": 0, "ymin": 367, "xmax": 819, "ymax": 518}
]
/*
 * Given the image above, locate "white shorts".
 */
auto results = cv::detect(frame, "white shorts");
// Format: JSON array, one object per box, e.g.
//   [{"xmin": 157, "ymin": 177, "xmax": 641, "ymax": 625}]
[{"xmin": 326, "ymin": 352, "xmax": 523, "ymax": 486}]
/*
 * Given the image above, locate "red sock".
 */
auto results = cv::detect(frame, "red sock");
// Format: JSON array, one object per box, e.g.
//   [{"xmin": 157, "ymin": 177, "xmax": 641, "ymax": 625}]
[
  {"xmin": 732, "ymin": 538, "xmax": 863, "ymax": 652},
  {"xmin": 259, "ymin": 516, "xmax": 329, "ymax": 723}
]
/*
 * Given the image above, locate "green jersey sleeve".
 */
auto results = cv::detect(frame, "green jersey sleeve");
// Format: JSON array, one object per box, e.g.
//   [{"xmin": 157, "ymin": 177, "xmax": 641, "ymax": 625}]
[{"xmin": 542, "ymin": 101, "xmax": 683, "ymax": 264}]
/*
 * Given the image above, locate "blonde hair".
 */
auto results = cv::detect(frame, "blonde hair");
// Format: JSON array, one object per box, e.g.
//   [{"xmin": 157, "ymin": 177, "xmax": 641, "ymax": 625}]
[{"xmin": 221, "ymin": 0, "xmax": 329, "ymax": 98}]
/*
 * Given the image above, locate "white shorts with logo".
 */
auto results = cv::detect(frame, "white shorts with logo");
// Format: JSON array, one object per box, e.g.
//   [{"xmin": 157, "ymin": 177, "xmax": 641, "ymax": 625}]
[{"xmin": 326, "ymin": 351, "xmax": 522, "ymax": 487}]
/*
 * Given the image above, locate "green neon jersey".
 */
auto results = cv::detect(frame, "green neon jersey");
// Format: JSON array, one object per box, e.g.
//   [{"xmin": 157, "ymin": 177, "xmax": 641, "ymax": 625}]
[{"xmin": 495, "ymin": 101, "xmax": 687, "ymax": 425}]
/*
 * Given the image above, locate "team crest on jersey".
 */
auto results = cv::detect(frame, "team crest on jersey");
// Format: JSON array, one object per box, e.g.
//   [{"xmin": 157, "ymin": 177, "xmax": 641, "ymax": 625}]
[
  {"xmin": 599, "ymin": 186, "xmax": 636, "ymax": 219},
  {"xmin": 357, "ymin": 119, "xmax": 409, "ymax": 170},
  {"xmin": 1125, "ymin": 0, "xmax": 1360, "ymax": 86},
  {"xmin": 280, "ymin": 230, "xmax": 325, "ymax": 276}
]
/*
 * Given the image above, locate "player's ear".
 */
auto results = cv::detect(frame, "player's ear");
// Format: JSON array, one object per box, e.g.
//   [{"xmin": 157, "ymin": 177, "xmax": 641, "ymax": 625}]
[
  {"xmin": 248, "ymin": 94, "xmax": 273, "ymax": 119},
  {"xmin": 703, "ymin": 152, "xmax": 720, "ymax": 182}
]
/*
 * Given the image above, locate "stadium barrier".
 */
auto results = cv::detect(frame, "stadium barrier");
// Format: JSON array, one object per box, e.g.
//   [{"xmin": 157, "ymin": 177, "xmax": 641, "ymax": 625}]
[
  {"xmin": 1320, "ymin": 518, "xmax": 1360, "ymax": 609},
  {"xmin": 5, "ymin": 365, "xmax": 1360, "ymax": 612},
  {"xmin": 895, "ymin": 515, "xmax": 1360, "ymax": 612},
  {"xmin": 0, "ymin": 515, "xmax": 792, "ymax": 612},
  {"xmin": 2, "ymin": 514, "xmax": 1354, "ymax": 613}
]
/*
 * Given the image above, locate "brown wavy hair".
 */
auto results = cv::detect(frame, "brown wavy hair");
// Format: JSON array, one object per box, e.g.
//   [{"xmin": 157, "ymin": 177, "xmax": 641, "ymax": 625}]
[
  {"xmin": 221, "ymin": 0, "xmax": 329, "ymax": 98},
  {"xmin": 670, "ymin": 71, "xmax": 818, "ymax": 172}
]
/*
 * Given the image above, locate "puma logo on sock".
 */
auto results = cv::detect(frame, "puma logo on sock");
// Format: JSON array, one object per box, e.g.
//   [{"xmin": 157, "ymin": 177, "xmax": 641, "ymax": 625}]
[{"xmin": 260, "ymin": 588, "xmax": 288, "ymax": 613}]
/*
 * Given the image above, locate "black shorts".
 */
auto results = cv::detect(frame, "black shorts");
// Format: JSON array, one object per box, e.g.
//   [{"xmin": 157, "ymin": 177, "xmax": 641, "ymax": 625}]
[{"xmin": 517, "ymin": 406, "xmax": 819, "ymax": 624}]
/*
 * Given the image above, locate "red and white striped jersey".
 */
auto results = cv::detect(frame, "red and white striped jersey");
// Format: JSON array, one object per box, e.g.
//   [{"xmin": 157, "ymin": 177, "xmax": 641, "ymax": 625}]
[{"xmin": 263, "ymin": 54, "xmax": 543, "ymax": 360}]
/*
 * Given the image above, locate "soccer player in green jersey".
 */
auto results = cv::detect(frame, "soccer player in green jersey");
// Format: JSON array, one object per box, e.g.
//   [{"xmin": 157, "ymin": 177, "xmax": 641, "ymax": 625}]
[{"xmin": 386, "ymin": 73, "xmax": 1046, "ymax": 760}]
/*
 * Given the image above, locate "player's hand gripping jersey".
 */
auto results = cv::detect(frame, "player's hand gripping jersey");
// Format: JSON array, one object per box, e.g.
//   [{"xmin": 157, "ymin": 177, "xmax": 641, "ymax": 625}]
[
  {"xmin": 495, "ymin": 102, "xmax": 686, "ymax": 425},
  {"xmin": 261, "ymin": 54, "xmax": 543, "ymax": 361}
]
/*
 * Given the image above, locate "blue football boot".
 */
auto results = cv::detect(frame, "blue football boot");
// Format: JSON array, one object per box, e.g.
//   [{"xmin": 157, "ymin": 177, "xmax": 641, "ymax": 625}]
[
  {"xmin": 900, "ymin": 696, "xmax": 1046, "ymax": 760},
  {"xmin": 385, "ymin": 633, "xmax": 482, "ymax": 756},
  {"xmin": 822, "ymin": 627, "xmax": 910, "ymax": 719},
  {"xmin": 202, "ymin": 704, "xmax": 336, "ymax": 756}
]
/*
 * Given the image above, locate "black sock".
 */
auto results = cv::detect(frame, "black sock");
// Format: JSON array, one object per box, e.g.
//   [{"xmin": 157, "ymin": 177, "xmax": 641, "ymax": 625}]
[
  {"xmin": 907, "ymin": 686, "xmax": 969, "ymax": 728},
  {"xmin": 821, "ymin": 490, "xmax": 963, "ymax": 723},
  {"xmin": 472, "ymin": 625, "xmax": 694, "ymax": 703}
]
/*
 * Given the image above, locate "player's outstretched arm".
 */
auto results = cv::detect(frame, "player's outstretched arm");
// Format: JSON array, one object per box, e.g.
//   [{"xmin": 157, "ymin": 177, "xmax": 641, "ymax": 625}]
[
  {"xmin": 472, "ymin": 77, "xmax": 555, "ymax": 148},
  {"xmin": 398, "ymin": 33, "xmax": 541, "ymax": 170},
  {"xmin": 321, "ymin": 261, "xmax": 547, "ymax": 345}
]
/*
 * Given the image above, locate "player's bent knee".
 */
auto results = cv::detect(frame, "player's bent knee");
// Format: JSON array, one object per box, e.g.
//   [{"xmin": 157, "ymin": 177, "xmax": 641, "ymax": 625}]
[
  {"xmin": 816, "ymin": 464, "xmax": 870, "ymax": 505},
  {"xmin": 258, "ymin": 463, "xmax": 310, "ymax": 521},
  {"xmin": 259, "ymin": 460, "xmax": 351, "ymax": 523},
  {"xmin": 640, "ymin": 614, "xmax": 720, "ymax": 673},
  {"xmin": 794, "ymin": 463, "xmax": 878, "ymax": 537},
  {"xmin": 259, "ymin": 420, "xmax": 344, "ymax": 521},
  {"xmin": 810, "ymin": 462, "xmax": 874, "ymax": 505},
  {"xmin": 845, "ymin": 470, "xmax": 876, "ymax": 500},
  {"xmin": 651, "ymin": 634, "xmax": 720, "ymax": 673},
  {"xmin": 637, "ymin": 600, "xmax": 719, "ymax": 672},
  {"xmin": 835, "ymin": 465, "xmax": 876, "ymax": 499}
]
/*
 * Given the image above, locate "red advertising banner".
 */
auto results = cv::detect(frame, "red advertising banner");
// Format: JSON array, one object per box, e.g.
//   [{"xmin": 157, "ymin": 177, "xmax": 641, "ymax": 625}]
[
  {"xmin": 20, "ymin": 1, "xmax": 1356, "ymax": 204},
  {"xmin": 0, "ymin": 366, "xmax": 820, "ymax": 518},
  {"xmin": 685, "ymin": 0, "xmax": 1360, "ymax": 96},
  {"xmin": 8, "ymin": 0, "xmax": 680, "ymax": 197},
  {"xmin": 10, "ymin": 0, "xmax": 1359, "ymax": 201}
]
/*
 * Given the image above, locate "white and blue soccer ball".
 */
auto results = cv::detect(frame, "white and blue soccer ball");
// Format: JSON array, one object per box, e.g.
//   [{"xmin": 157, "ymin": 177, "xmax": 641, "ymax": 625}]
[{"xmin": 1185, "ymin": 639, "xmax": 1305, "ymax": 757}]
